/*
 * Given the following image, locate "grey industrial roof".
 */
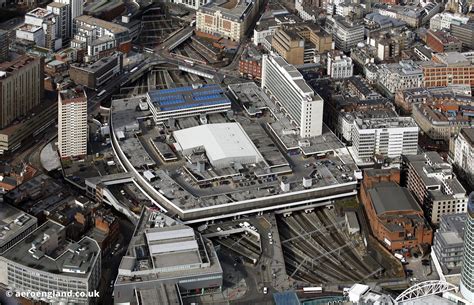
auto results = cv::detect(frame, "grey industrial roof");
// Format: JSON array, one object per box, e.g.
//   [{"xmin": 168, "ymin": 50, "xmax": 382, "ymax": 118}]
[
  {"xmin": 368, "ymin": 182, "xmax": 422, "ymax": 215},
  {"xmin": 0, "ymin": 205, "xmax": 37, "ymax": 252}
]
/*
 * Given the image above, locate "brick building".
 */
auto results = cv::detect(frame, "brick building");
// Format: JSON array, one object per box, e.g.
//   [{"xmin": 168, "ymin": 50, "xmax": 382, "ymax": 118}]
[
  {"xmin": 422, "ymin": 52, "xmax": 474, "ymax": 88},
  {"xmin": 425, "ymin": 30, "xmax": 462, "ymax": 53},
  {"xmin": 360, "ymin": 169, "xmax": 433, "ymax": 251}
]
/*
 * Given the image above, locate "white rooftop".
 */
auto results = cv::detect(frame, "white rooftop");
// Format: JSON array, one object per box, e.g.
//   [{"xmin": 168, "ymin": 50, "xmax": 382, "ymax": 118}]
[{"xmin": 173, "ymin": 123, "xmax": 264, "ymax": 168}]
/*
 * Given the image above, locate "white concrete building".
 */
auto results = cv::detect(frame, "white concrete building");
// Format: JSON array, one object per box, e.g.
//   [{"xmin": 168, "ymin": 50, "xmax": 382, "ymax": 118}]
[
  {"xmin": 171, "ymin": 0, "xmax": 211, "ymax": 10},
  {"xmin": 16, "ymin": 8, "xmax": 62, "ymax": 51},
  {"xmin": 327, "ymin": 51, "xmax": 353, "ymax": 79},
  {"xmin": 0, "ymin": 221, "xmax": 101, "ymax": 304},
  {"xmin": 429, "ymin": 12, "xmax": 470, "ymax": 31},
  {"xmin": 453, "ymin": 128, "xmax": 474, "ymax": 178},
  {"xmin": 377, "ymin": 60, "xmax": 423, "ymax": 95},
  {"xmin": 173, "ymin": 123, "xmax": 264, "ymax": 168},
  {"xmin": 352, "ymin": 117, "xmax": 419, "ymax": 160},
  {"xmin": 262, "ymin": 53, "xmax": 324, "ymax": 138},
  {"xmin": 405, "ymin": 152, "xmax": 468, "ymax": 224},
  {"xmin": 326, "ymin": 15, "xmax": 364, "ymax": 52},
  {"xmin": 460, "ymin": 192, "xmax": 474, "ymax": 304},
  {"xmin": 58, "ymin": 89, "xmax": 88, "ymax": 159}
]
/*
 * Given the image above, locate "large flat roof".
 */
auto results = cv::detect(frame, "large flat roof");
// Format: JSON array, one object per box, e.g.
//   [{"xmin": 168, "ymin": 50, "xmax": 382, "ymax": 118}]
[
  {"xmin": 173, "ymin": 123, "xmax": 264, "ymax": 167},
  {"xmin": 368, "ymin": 182, "xmax": 422, "ymax": 215},
  {"xmin": 147, "ymin": 84, "xmax": 230, "ymax": 112},
  {"xmin": 0, "ymin": 204, "xmax": 37, "ymax": 252},
  {"xmin": 2, "ymin": 221, "xmax": 100, "ymax": 278}
]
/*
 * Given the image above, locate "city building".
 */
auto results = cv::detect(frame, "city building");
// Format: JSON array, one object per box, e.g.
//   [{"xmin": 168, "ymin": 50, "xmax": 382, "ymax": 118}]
[
  {"xmin": 372, "ymin": 3, "xmax": 442, "ymax": 28},
  {"xmin": 261, "ymin": 53, "xmax": 324, "ymax": 138},
  {"xmin": 360, "ymin": 169, "xmax": 433, "ymax": 251},
  {"xmin": 252, "ymin": 9, "xmax": 295, "ymax": 47},
  {"xmin": 326, "ymin": 15, "xmax": 364, "ymax": 52},
  {"xmin": 46, "ymin": 1, "xmax": 70, "ymax": 45},
  {"xmin": 460, "ymin": 192, "xmax": 474, "ymax": 303},
  {"xmin": 377, "ymin": 60, "xmax": 423, "ymax": 96},
  {"xmin": 0, "ymin": 29, "xmax": 9, "ymax": 62},
  {"xmin": 114, "ymin": 207, "xmax": 223, "ymax": 304},
  {"xmin": 327, "ymin": 50, "xmax": 353, "ymax": 79},
  {"xmin": 0, "ymin": 98, "xmax": 57, "ymax": 154},
  {"xmin": 174, "ymin": 123, "xmax": 264, "ymax": 168},
  {"xmin": 69, "ymin": 52, "xmax": 123, "ymax": 89},
  {"xmin": 146, "ymin": 84, "xmax": 232, "ymax": 124},
  {"xmin": 425, "ymin": 30, "xmax": 462, "ymax": 53},
  {"xmin": 72, "ymin": 15, "xmax": 131, "ymax": 61},
  {"xmin": 196, "ymin": 0, "xmax": 260, "ymax": 42},
  {"xmin": 271, "ymin": 24, "xmax": 332, "ymax": 65},
  {"xmin": 422, "ymin": 52, "xmax": 474, "ymax": 88},
  {"xmin": 411, "ymin": 103, "xmax": 473, "ymax": 141},
  {"xmin": 433, "ymin": 213, "xmax": 468, "ymax": 274},
  {"xmin": 453, "ymin": 128, "xmax": 474, "ymax": 178},
  {"xmin": 364, "ymin": 12, "xmax": 407, "ymax": 35},
  {"xmin": 239, "ymin": 46, "xmax": 262, "ymax": 79},
  {"xmin": 403, "ymin": 151, "xmax": 468, "ymax": 224},
  {"xmin": 170, "ymin": 0, "xmax": 211, "ymax": 10},
  {"xmin": 366, "ymin": 31, "xmax": 405, "ymax": 62},
  {"xmin": 394, "ymin": 86, "xmax": 473, "ymax": 114},
  {"xmin": 57, "ymin": 0, "xmax": 83, "ymax": 37},
  {"xmin": 15, "ymin": 8, "xmax": 62, "ymax": 51},
  {"xmin": 429, "ymin": 12, "xmax": 470, "ymax": 31},
  {"xmin": 0, "ymin": 55, "xmax": 44, "ymax": 130},
  {"xmin": 352, "ymin": 117, "xmax": 419, "ymax": 161},
  {"xmin": 58, "ymin": 88, "xmax": 88, "ymax": 159},
  {"xmin": 295, "ymin": 0, "xmax": 324, "ymax": 21},
  {"xmin": 0, "ymin": 204, "xmax": 37, "ymax": 254},
  {"xmin": 0, "ymin": 221, "xmax": 101, "ymax": 304},
  {"xmin": 451, "ymin": 22, "xmax": 474, "ymax": 49}
]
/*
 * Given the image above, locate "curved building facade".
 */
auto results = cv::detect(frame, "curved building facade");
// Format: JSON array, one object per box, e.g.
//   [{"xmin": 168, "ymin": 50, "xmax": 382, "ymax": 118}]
[{"xmin": 460, "ymin": 192, "xmax": 474, "ymax": 303}]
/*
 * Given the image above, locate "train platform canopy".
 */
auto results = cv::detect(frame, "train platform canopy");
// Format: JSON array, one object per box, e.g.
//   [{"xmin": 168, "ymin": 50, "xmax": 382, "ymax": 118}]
[
  {"xmin": 274, "ymin": 291, "xmax": 301, "ymax": 305},
  {"xmin": 173, "ymin": 122, "xmax": 264, "ymax": 168}
]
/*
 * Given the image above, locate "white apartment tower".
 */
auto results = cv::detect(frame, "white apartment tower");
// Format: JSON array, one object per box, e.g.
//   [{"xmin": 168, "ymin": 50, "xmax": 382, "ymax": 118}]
[
  {"xmin": 453, "ymin": 128, "xmax": 474, "ymax": 178},
  {"xmin": 262, "ymin": 53, "xmax": 324, "ymax": 138},
  {"xmin": 58, "ymin": 89, "xmax": 87, "ymax": 159}
]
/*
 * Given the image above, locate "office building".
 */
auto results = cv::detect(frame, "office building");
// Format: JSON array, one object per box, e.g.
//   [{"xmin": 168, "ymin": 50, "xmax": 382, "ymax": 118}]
[
  {"xmin": 69, "ymin": 52, "xmax": 123, "ymax": 89},
  {"xmin": 114, "ymin": 207, "xmax": 223, "ymax": 304},
  {"xmin": 352, "ymin": 117, "xmax": 418, "ymax": 161},
  {"xmin": 411, "ymin": 103, "xmax": 472, "ymax": 142},
  {"xmin": 0, "ymin": 204, "xmax": 37, "ymax": 254},
  {"xmin": 72, "ymin": 15, "xmax": 131, "ymax": 61},
  {"xmin": 460, "ymin": 192, "xmax": 474, "ymax": 303},
  {"xmin": 15, "ymin": 8, "xmax": 62, "ymax": 51},
  {"xmin": 451, "ymin": 22, "xmax": 474, "ymax": 49},
  {"xmin": 252, "ymin": 9, "xmax": 295, "ymax": 47},
  {"xmin": 422, "ymin": 52, "xmax": 474, "ymax": 88},
  {"xmin": 271, "ymin": 25, "xmax": 332, "ymax": 65},
  {"xmin": 146, "ymin": 84, "xmax": 231, "ymax": 123},
  {"xmin": 377, "ymin": 60, "xmax": 423, "ymax": 95},
  {"xmin": 326, "ymin": 15, "xmax": 364, "ymax": 52},
  {"xmin": 453, "ymin": 128, "xmax": 474, "ymax": 178},
  {"xmin": 360, "ymin": 169, "xmax": 433, "ymax": 251},
  {"xmin": 239, "ymin": 46, "xmax": 262, "ymax": 79},
  {"xmin": 404, "ymin": 151, "xmax": 468, "ymax": 224},
  {"xmin": 171, "ymin": 0, "xmax": 211, "ymax": 9},
  {"xmin": 425, "ymin": 30, "xmax": 462, "ymax": 53},
  {"xmin": 394, "ymin": 86, "xmax": 472, "ymax": 114},
  {"xmin": 0, "ymin": 30, "xmax": 8, "ymax": 63},
  {"xmin": 327, "ymin": 50, "xmax": 353, "ymax": 79},
  {"xmin": 0, "ymin": 221, "xmax": 101, "ymax": 304},
  {"xmin": 430, "ymin": 12, "xmax": 470, "ymax": 31},
  {"xmin": 433, "ymin": 213, "xmax": 468, "ymax": 274},
  {"xmin": 261, "ymin": 53, "xmax": 323, "ymax": 138},
  {"xmin": 58, "ymin": 88, "xmax": 87, "ymax": 159},
  {"xmin": 196, "ymin": 0, "xmax": 259, "ymax": 42},
  {"xmin": 0, "ymin": 55, "xmax": 43, "ymax": 130}
]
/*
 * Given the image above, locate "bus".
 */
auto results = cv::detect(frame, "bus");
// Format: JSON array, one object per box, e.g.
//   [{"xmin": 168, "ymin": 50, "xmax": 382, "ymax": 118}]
[
  {"xmin": 303, "ymin": 287, "xmax": 323, "ymax": 294},
  {"xmin": 97, "ymin": 89, "xmax": 107, "ymax": 97}
]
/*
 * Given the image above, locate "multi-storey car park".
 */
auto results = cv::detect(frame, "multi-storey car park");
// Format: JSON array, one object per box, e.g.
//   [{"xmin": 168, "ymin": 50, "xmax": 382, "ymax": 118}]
[{"xmin": 107, "ymin": 70, "xmax": 359, "ymax": 222}]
